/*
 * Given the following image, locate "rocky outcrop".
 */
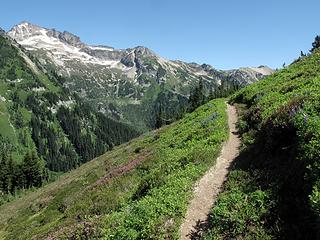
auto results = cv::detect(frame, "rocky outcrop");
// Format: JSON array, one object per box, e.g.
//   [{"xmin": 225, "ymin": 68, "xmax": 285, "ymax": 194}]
[{"xmin": 47, "ymin": 29, "xmax": 85, "ymax": 48}]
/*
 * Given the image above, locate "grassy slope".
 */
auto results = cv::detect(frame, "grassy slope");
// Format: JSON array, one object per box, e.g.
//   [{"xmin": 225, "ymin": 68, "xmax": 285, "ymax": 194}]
[
  {"xmin": 0, "ymin": 98, "xmax": 228, "ymax": 239},
  {"xmin": 203, "ymin": 50, "xmax": 320, "ymax": 239}
]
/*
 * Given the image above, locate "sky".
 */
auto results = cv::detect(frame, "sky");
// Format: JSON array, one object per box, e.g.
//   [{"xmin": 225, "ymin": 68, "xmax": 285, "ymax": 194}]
[{"xmin": 0, "ymin": 0, "xmax": 319, "ymax": 70}]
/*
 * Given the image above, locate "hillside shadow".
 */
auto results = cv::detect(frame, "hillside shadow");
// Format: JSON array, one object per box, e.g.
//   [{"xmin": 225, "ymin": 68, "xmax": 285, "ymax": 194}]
[{"xmin": 188, "ymin": 135, "xmax": 320, "ymax": 239}]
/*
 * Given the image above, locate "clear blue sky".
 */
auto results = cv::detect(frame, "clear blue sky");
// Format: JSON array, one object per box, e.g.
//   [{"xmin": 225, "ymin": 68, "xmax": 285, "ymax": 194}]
[{"xmin": 1, "ymin": 0, "xmax": 319, "ymax": 69}]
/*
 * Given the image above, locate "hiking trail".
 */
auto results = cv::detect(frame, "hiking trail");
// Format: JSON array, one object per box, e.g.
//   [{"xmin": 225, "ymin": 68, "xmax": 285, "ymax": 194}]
[{"xmin": 180, "ymin": 104, "xmax": 240, "ymax": 239}]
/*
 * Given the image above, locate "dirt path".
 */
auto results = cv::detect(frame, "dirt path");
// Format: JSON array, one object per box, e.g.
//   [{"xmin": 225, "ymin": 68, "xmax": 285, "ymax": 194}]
[{"xmin": 179, "ymin": 104, "xmax": 240, "ymax": 239}]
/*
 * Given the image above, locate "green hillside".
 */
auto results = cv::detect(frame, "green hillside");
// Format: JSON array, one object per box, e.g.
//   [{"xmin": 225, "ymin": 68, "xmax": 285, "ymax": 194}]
[
  {"xmin": 202, "ymin": 49, "xmax": 320, "ymax": 239},
  {"xmin": 0, "ymin": 98, "xmax": 227, "ymax": 239},
  {"xmin": 2, "ymin": 21, "xmax": 320, "ymax": 240},
  {"xmin": 0, "ymin": 34, "xmax": 139, "ymax": 200}
]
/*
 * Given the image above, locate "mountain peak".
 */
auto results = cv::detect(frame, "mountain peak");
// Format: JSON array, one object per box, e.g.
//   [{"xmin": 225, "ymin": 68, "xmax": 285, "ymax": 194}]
[
  {"xmin": 8, "ymin": 21, "xmax": 43, "ymax": 41},
  {"xmin": 8, "ymin": 22, "xmax": 84, "ymax": 48},
  {"xmin": 11, "ymin": 21, "xmax": 41, "ymax": 31},
  {"xmin": 133, "ymin": 46, "xmax": 156, "ymax": 57}
]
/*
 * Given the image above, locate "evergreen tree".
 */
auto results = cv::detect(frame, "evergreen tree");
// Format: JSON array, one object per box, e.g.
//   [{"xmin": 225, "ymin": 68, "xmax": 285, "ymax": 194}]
[
  {"xmin": 155, "ymin": 103, "xmax": 164, "ymax": 129},
  {"xmin": 310, "ymin": 35, "xmax": 320, "ymax": 52},
  {"xmin": 0, "ymin": 155, "xmax": 14, "ymax": 193},
  {"xmin": 21, "ymin": 151, "xmax": 46, "ymax": 188},
  {"xmin": 188, "ymin": 79, "xmax": 205, "ymax": 112},
  {"xmin": 208, "ymin": 87, "xmax": 214, "ymax": 101}
]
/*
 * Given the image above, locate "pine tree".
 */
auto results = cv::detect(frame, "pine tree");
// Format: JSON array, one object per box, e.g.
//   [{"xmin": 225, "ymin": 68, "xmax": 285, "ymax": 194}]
[
  {"xmin": 208, "ymin": 87, "xmax": 214, "ymax": 100},
  {"xmin": 188, "ymin": 79, "xmax": 205, "ymax": 112},
  {"xmin": 21, "ymin": 151, "xmax": 46, "ymax": 188},
  {"xmin": 155, "ymin": 103, "xmax": 164, "ymax": 129},
  {"xmin": 310, "ymin": 35, "xmax": 320, "ymax": 52}
]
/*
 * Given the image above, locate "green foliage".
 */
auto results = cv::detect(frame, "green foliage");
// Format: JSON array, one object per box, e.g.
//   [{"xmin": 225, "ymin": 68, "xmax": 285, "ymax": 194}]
[
  {"xmin": 0, "ymin": 99, "xmax": 228, "ymax": 239},
  {"xmin": 310, "ymin": 35, "xmax": 320, "ymax": 52},
  {"xmin": 99, "ymin": 99, "xmax": 228, "ymax": 239},
  {"xmin": 309, "ymin": 184, "xmax": 320, "ymax": 215},
  {"xmin": 0, "ymin": 151, "xmax": 46, "ymax": 198},
  {"xmin": 222, "ymin": 48, "xmax": 320, "ymax": 238},
  {"xmin": 202, "ymin": 170, "xmax": 275, "ymax": 240},
  {"xmin": 188, "ymin": 79, "xmax": 205, "ymax": 112},
  {"xmin": 150, "ymin": 86, "xmax": 188, "ymax": 129},
  {"xmin": 20, "ymin": 151, "xmax": 46, "ymax": 188},
  {"xmin": 205, "ymin": 190, "xmax": 271, "ymax": 239}
]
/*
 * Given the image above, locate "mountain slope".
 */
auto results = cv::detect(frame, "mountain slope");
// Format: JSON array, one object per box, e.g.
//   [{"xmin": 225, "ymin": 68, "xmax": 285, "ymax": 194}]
[
  {"xmin": 7, "ymin": 22, "xmax": 273, "ymax": 129},
  {"xmin": 0, "ymin": 99, "xmax": 228, "ymax": 240},
  {"xmin": 202, "ymin": 48, "xmax": 320, "ymax": 239},
  {"xmin": 0, "ymin": 33, "xmax": 139, "ymax": 197}
]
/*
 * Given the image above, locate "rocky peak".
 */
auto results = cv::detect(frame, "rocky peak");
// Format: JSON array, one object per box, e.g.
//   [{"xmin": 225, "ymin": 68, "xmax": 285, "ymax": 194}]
[
  {"xmin": 133, "ymin": 46, "xmax": 156, "ymax": 57},
  {"xmin": 120, "ymin": 46, "xmax": 157, "ymax": 68},
  {"xmin": 8, "ymin": 22, "xmax": 85, "ymax": 48},
  {"xmin": 200, "ymin": 63, "xmax": 214, "ymax": 71},
  {"xmin": 8, "ymin": 21, "xmax": 43, "ymax": 41},
  {"xmin": 47, "ymin": 29, "xmax": 84, "ymax": 48}
]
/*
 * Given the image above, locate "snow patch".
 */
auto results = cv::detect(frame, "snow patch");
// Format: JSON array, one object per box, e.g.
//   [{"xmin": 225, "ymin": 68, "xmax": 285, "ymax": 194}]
[
  {"xmin": 0, "ymin": 96, "xmax": 6, "ymax": 102},
  {"xmin": 16, "ymin": 29, "xmax": 122, "ymax": 69},
  {"xmin": 88, "ymin": 46, "xmax": 114, "ymax": 51},
  {"xmin": 32, "ymin": 87, "xmax": 46, "ymax": 92},
  {"xmin": 57, "ymin": 100, "xmax": 75, "ymax": 107}
]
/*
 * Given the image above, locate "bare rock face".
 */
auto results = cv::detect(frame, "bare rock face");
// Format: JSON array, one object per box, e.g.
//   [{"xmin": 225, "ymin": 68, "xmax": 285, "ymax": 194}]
[
  {"xmin": 120, "ymin": 51, "xmax": 136, "ymax": 67},
  {"xmin": 47, "ymin": 29, "xmax": 85, "ymax": 48}
]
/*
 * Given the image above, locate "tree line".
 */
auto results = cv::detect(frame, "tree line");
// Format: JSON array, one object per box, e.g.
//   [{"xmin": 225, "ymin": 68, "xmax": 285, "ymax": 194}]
[
  {"xmin": 0, "ymin": 150, "xmax": 46, "ymax": 195},
  {"xmin": 153, "ymin": 78, "xmax": 241, "ymax": 128}
]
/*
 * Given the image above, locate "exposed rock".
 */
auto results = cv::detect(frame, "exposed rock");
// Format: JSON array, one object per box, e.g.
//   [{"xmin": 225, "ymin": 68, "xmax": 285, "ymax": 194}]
[
  {"xmin": 47, "ymin": 29, "xmax": 85, "ymax": 48},
  {"xmin": 120, "ymin": 51, "xmax": 136, "ymax": 67}
]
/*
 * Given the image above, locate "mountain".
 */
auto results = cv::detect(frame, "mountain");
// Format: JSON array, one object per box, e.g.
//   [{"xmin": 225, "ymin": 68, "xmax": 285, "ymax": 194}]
[
  {"xmin": 226, "ymin": 65, "xmax": 274, "ymax": 85},
  {"xmin": 7, "ymin": 22, "xmax": 273, "ymax": 130},
  {"xmin": 0, "ymin": 98, "xmax": 228, "ymax": 239},
  {"xmin": 0, "ymin": 32, "xmax": 139, "ymax": 195},
  {"xmin": 0, "ymin": 22, "xmax": 272, "ymax": 200}
]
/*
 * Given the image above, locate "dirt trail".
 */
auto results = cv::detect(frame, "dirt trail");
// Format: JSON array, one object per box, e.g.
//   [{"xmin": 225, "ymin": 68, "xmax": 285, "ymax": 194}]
[{"xmin": 180, "ymin": 104, "xmax": 240, "ymax": 239}]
